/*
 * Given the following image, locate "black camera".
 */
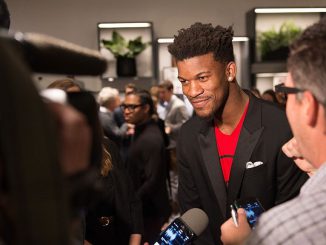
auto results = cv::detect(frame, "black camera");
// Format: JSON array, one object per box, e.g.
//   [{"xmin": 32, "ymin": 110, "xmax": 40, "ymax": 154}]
[{"xmin": 0, "ymin": 31, "xmax": 106, "ymax": 244}]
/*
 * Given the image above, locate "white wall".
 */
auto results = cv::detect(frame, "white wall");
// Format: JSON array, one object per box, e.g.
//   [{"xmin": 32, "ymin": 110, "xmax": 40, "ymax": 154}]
[
  {"xmin": 8, "ymin": 0, "xmax": 325, "ymax": 49},
  {"xmin": 6, "ymin": 0, "xmax": 325, "ymax": 90}
]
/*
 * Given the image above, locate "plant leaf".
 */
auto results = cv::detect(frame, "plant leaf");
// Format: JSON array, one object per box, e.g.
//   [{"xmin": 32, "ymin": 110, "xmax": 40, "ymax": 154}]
[
  {"xmin": 128, "ymin": 36, "xmax": 148, "ymax": 57},
  {"xmin": 257, "ymin": 21, "xmax": 302, "ymax": 59},
  {"xmin": 101, "ymin": 31, "xmax": 149, "ymax": 58}
]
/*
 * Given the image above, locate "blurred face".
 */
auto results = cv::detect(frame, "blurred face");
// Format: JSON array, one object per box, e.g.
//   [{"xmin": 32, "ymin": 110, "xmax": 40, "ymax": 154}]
[
  {"xmin": 158, "ymin": 87, "xmax": 172, "ymax": 102},
  {"xmin": 177, "ymin": 53, "xmax": 229, "ymax": 118},
  {"xmin": 125, "ymin": 87, "xmax": 134, "ymax": 95},
  {"xmin": 122, "ymin": 94, "xmax": 147, "ymax": 125}
]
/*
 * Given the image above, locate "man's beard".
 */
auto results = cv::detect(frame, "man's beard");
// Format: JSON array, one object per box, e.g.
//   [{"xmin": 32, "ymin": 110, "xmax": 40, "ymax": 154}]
[{"xmin": 193, "ymin": 89, "xmax": 229, "ymax": 122}]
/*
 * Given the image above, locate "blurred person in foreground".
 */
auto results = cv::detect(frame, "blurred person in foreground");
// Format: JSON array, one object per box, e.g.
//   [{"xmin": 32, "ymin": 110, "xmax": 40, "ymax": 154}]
[
  {"xmin": 0, "ymin": 3, "xmax": 92, "ymax": 244},
  {"xmin": 47, "ymin": 79, "xmax": 143, "ymax": 245},
  {"xmin": 221, "ymin": 18, "xmax": 326, "ymax": 245},
  {"xmin": 0, "ymin": 0, "xmax": 10, "ymax": 31},
  {"xmin": 168, "ymin": 22, "xmax": 308, "ymax": 244}
]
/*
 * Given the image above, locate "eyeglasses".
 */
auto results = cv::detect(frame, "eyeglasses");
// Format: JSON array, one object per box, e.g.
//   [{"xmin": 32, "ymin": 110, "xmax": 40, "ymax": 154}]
[
  {"xmin": 274, "ymin": 83, "xmax": 306, "ymax": 94},
  {"xmin": 120, "ymin": 103, "xmax": 143, "ymax": 111}
]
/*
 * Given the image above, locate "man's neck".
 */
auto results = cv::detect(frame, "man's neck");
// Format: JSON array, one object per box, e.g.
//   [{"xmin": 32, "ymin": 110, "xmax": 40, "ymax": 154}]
[
  {"xmin": 166, "ymin": 94, "xmax": 173, "ymax": 103},
  {"xmin": 215, "ymin": 85, "xmax": 249, "ymax": 134},
  {"xmin": 135, "ymin": 116, "xmax": 151, "ymax": 128}
]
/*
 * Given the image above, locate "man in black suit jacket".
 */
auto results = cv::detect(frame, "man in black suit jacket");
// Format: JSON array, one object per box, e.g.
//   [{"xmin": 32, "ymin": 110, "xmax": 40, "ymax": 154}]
[
  {"xmin": 122, "ymin": 90, "xmax": 171, "ymax": 244},
  {"xmin": 168, "ymin": 23, "xmax": 308, "ymax": 244}
]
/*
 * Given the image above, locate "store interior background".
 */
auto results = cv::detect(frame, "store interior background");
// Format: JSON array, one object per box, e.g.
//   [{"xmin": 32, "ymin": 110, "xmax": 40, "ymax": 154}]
[{"xmin": 6, "ymin": 0, "xmax": 326, "ymax": 92}]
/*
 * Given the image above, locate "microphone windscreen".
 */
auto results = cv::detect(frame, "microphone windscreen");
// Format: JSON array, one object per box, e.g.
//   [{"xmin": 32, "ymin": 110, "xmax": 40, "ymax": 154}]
[
  {"xmin": 14, "ymin": 32, "xmax": 107, "ymax": 75},
  {"xmin": 180, "ymin": 208, "xmax": 209, "ymax": 236}
]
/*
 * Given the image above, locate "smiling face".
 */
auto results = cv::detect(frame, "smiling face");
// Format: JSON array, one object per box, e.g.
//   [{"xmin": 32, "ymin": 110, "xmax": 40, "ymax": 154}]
[{"xmin": 176, "ymin": 53, "xmax": 229, "ymax": 118}]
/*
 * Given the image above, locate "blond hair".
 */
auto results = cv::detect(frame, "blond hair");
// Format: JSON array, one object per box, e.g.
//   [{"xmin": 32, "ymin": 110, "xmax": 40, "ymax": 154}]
[{"xmin": 101, "ymin": 145, "xmax": 113, "ymax": 177}]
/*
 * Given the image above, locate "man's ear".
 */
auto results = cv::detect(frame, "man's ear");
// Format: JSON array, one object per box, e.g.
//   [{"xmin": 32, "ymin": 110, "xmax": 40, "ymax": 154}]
[
  {"xmin": 226, "ymin": 62, "xmax": 237, "ymax": 82},
  {"xmin": 303, "ymin": 91, "xmax": 318, "ymax": 127}
]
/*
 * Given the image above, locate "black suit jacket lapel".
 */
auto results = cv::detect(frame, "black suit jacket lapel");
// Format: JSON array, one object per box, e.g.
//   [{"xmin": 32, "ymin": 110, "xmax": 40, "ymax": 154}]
[
  {"xmin": 227, "ymin": 95, "xmax": 264, "ymax": 203},
  {"xmin": 198, "ymin": 119, "xmax": 228, "ymax": 219}
]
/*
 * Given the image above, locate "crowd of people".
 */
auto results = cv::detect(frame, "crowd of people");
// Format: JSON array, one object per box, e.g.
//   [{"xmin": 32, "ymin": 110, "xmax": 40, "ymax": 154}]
[
  {"xmin": 42, "ymin": 76, "xmax": 193, "ymax": 245},
  {"xmin": 1, "ymin": 0, "xmax": 326, "ymax": 244},
  {"xmin": 250, "ymin": 86, "xmax": 287, "ymax": 107}
]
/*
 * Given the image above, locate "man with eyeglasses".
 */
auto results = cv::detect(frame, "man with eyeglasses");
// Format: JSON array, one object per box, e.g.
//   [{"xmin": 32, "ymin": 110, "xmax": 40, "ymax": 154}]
[
  {"xmin": 122, "ymin": 90, "xmax": 171, "ymax": 244},
  {"xmin": 221, "ymin": 18, "xmax": 326, "ymax": 245}
]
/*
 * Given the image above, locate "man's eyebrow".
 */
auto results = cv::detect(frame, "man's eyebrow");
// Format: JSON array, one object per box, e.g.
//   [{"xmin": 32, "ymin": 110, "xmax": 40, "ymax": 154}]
[
  {"xmin": 196, "ymin": 71, "xmax": 211, "ymax": 76},
  {"xmin": 178, "ymin": 71, "xmax": 211, "ymax": 80}
]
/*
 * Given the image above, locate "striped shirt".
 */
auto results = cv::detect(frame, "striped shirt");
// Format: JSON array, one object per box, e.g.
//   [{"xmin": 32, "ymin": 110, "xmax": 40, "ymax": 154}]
[{"xmin": 246, "ymin": 163, "xmax": 326, "ymax": 245}]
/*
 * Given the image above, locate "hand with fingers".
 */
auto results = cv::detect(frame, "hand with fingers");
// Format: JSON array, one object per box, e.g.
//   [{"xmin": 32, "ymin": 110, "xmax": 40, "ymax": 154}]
[{"xmin": 220, "ymin": 208, "xmax": 251, "ymax": 245}]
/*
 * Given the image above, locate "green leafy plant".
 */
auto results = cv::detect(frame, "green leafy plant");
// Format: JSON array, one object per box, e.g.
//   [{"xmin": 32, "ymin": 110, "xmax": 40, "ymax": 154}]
[
  {"xmin": 258, "ymin": 22, "xmax": 302, "ymax": 60},
  {"xmin": 102, "ymin": 30, "xmax": 150, "ymax": 58}
]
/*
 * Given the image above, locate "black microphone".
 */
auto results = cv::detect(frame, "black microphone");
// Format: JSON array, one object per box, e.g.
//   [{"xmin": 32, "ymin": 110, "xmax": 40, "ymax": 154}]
[
  {"xmin": 154, "ymin": 208, "xmax": 209, "ymax": 245},
  {"xmin": 12, "ymin": 32, "xmax": 107, "ymax": 75}
]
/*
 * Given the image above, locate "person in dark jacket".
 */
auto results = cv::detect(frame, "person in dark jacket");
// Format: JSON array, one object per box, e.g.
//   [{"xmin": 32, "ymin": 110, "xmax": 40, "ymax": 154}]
[
  {"xmin": 167, "ymin": 22, "xmax": 308, "ymax": 244},
  {"xmin": 122, "ymin": 90, "xmax": 171, "ymax": 244},
  {"xmin": 85, "ymin": 138, "xmax": 143, "ymax": 245}
]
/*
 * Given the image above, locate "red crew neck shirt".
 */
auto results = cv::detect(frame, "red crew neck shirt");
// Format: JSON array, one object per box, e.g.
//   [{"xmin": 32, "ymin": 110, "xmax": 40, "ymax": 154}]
[{"xmin": 214, "ymin": 102, "xmax": 249, "ymax": 184}]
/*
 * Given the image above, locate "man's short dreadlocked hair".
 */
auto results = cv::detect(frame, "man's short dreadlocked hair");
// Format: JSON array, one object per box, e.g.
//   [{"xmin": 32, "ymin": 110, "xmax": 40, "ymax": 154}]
[{"xmin": 168, "ymin": 22, "xmax": 234, "ymax": 63}]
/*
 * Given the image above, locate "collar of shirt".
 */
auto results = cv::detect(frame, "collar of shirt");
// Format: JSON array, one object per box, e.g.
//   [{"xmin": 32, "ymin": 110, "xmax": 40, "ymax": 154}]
[{"xmin": 100, "ymin": 106, "xmax": 109, "ymax": 113}]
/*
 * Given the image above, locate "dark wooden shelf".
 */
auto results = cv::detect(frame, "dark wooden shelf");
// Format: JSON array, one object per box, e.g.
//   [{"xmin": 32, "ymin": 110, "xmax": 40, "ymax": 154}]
[
  {"xmin": 251, "ymin": 62, "xmax": 287, "ymax": 74},
  {"xmin": 246, "ymin": 8, "xmax": 326, "ymax": 87}
]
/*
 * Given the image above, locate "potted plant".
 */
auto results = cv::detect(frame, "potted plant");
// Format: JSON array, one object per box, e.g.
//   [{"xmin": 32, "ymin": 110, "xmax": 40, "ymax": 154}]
[
  {"xmin": 102, "ymin": 30, "xmax": 150, "ymax": 77},
  {"xmin": 257, "ymin": 22, "xmax": 302, "ymax": 61}
]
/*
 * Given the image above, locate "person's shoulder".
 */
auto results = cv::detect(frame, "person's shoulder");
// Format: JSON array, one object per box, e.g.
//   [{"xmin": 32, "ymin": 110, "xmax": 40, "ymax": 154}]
[
  {"xmin": 251, "ymin": 190, "xmax": 326, "ymax": 244},
  {"xmin": 99, "ymin": 110, "xmax": 114, "ymax": 120},
  {"xmin": 180, "ymin": 114, "xmax": 205, "ymax": 134},
  {"xmin": 262, "ymin": 180, "xmax": 326, "ymax": 221},
  {"xmin": 141, "ymin": 121, "xmax": 165, "ymax": 140}
]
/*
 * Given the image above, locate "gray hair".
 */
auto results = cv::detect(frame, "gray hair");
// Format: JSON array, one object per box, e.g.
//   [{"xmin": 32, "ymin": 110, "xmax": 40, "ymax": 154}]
[
  {"xmin": 98, "ymin": 87, "xmax": 119, "ymax": 106},
  {"xmin": 287, "ymin": 18, "xmax": 326, "ymax": 108}
]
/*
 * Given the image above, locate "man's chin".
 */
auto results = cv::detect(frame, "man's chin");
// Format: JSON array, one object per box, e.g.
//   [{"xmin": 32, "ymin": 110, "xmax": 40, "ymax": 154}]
[{"xmin": 194, "ymin": 109, "xmax": 214, "ymax": 121}]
